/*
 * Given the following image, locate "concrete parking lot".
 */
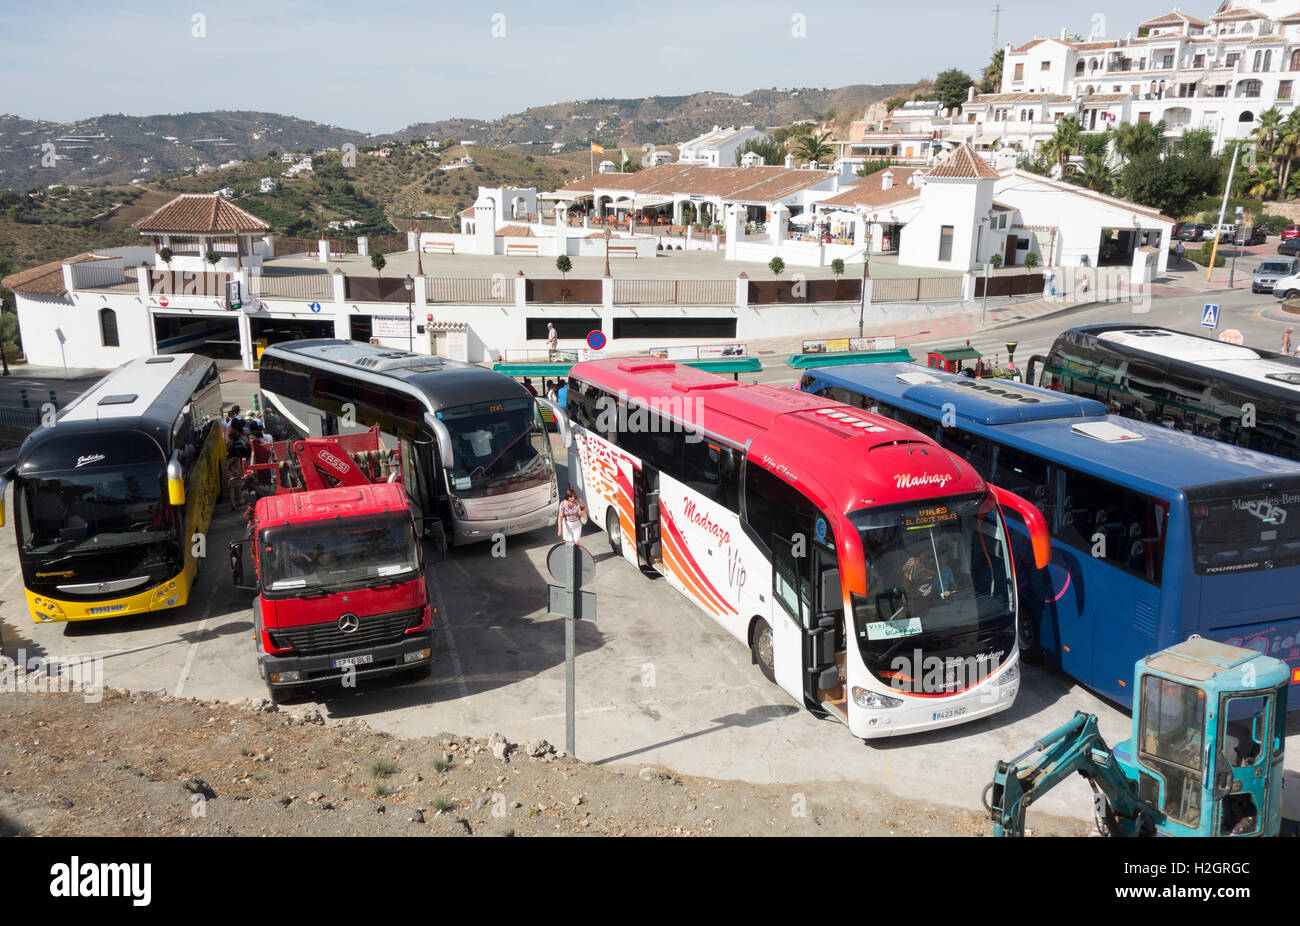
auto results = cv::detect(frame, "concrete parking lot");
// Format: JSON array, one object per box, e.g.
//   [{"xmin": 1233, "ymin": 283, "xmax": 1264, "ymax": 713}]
[{"xmin": 5, "ymin": 463, "xmax": 1296, "ymax": 828}]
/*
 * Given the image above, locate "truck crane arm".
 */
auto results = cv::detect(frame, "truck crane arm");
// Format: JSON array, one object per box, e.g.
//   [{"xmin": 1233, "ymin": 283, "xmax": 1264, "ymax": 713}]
[{"xmin": 987, "ymin": 711, "xmax": 1164, "ymax": 837}]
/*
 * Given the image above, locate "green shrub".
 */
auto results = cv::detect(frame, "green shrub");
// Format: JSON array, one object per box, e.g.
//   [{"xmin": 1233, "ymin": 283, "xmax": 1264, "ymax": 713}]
[{"xmin": 1187, "ymin": 241, "xmax": 1226, "ymax": 268}]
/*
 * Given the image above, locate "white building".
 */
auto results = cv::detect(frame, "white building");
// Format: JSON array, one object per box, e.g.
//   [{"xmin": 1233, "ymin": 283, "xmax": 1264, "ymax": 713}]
[
  {"xmin": 677, "ymin": 125, "xmax": 770, "ymax": 166},
  {"xmin": 995, "ymin": 2, "xmax": 1300, "ymax": 153},
  {"xmin": 259, "ymin": 177, "xmax": 277, "ymax": 193}
]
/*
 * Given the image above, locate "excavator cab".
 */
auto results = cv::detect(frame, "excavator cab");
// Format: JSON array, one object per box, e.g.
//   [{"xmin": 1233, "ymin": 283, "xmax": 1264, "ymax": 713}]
[
  {"xmin": 1112, "ymin": 637, "xmax": 1290, "ymax": 837},
  {"xmin": 990, "ymin": 636, "xmax": 1290, "ymax": 837}
]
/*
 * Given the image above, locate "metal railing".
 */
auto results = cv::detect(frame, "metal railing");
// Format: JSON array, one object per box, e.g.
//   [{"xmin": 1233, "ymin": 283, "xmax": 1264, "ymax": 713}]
[
  {"xmin": 426, "ymin": 277, "xmax": 513, "ymax": 304},
  {"xmin": 254, "ymin": 273, "xmax": 332, "ymax": 300},
  {"xmin": 871, "ymin": 276, "xmax": 964, "ymax": 302},
  {"xmin": 613, "ymin": 279, "xmax": 735, "ymax": 305}
]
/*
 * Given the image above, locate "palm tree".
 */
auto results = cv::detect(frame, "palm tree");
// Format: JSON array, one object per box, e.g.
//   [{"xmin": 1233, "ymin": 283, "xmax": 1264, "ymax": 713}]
[
  {"xmin": 1252, "ymin": 107, "xmax": 1284, "ymax": 172},
  {"xmin": 793, "ymin": 131, "xmax": 834, "ymax": 166},
  {"xmin": 980, "ymin": 49, "xmax": 1004, "ymax": 94},
  {"xmin": 1111, "ymin": 120, "xmax": 1166, "ymax": 161},
  {"xmin": 1077, "ymin": 151, "xmax": 1115, "ymax": 192},
  {"xmin": 1247, "ymin": 164, "xmax": 1279, "ymax": 200},
  {"xmin": 1042, "ymin": 116, "xmax": 1082, "ymax": 175},
  {"xmin": 1276, "ymin": 109, "xmax": 1300, "ymax": 192}
]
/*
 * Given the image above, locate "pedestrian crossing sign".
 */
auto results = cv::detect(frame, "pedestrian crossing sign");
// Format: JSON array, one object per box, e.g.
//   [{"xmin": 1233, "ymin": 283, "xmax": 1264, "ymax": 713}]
[{"xmin": 1202, "ymin": 304, "xmax": 1219, "ymax": 329}]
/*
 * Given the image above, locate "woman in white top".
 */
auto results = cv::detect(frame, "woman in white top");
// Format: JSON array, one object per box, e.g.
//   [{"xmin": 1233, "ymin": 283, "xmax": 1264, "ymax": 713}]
[{"xmin": 557, "ymin": 487, "xmax": 586, "ymax": 544}]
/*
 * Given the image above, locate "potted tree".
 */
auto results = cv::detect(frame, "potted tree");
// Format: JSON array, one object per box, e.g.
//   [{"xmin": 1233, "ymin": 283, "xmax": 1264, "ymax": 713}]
[{"xmin": 555, "ymin": 255, "xmax": 572, "ymax": 280}]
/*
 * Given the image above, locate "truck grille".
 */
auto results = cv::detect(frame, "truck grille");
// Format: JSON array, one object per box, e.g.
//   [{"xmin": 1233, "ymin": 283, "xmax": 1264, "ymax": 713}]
[{"xmin": 271, "ymin": 608, "xmax": 424, "ymax": 656}]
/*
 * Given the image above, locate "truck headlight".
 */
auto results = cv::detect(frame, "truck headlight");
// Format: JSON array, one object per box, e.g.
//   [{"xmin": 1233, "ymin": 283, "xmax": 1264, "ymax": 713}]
[{"xmin": 852, "ymin": 686, "xmax": 903, "ymax": 709}]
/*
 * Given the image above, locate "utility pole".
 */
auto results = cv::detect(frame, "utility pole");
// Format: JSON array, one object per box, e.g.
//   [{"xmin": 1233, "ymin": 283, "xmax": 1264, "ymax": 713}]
[{"xmin": 1208, "ymin": 142, "xmax": 1240, "ymax": 282}]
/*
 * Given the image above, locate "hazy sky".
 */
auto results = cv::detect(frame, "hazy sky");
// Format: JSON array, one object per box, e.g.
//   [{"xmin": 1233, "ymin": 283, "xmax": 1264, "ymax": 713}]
[{"xmin": 1, "ymin": 0, "xmax": 1226, "ymax": 133}]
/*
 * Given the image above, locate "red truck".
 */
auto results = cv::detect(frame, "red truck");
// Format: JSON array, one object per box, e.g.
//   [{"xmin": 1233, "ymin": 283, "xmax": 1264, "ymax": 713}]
[{"xmin": 228, "ymin": 428, "xmax": 434, "ymax": 703}]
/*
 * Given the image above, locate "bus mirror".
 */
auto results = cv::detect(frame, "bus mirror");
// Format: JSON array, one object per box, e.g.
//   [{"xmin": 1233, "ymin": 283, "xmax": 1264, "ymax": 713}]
[
  {"xmin": 990, "ymin": 484, "xmax": 1052, "ymax": 570},
  {"xmin": 0, "ymin": 472, "xmax": 8, "ymax": 527},
  {"xmin": 536, "ymin": 397, "xmax": 572, "ymax": 447},
  {"xmin": 228, "ymin": 541, "xmax": 244, "ymax": 586},
  {"xmin": 424, "ymin": 413, "xmax": 454, "ymax": 471},
  {"xmin": 166, "ymin": 456, "xmax": 186, "ymax": 506}
]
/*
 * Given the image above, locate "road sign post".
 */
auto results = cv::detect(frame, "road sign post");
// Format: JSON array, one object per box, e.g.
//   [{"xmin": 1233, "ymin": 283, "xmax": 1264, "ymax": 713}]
[
  {"xmin": 546, "ymin": 541, "xmax": 596, "ymax": 755},
  {"xmin": 1201, "ymin": 303, "xmax": 1219, "ymax": 330}
]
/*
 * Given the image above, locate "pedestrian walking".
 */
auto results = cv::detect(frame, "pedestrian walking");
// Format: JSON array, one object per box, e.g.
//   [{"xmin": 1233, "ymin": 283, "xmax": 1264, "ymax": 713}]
[
  {"xmin": 557, "ymin": 488, "xmax": 587, "ymax": 544},
  {"xmin": 1174, "ymin": 240, "xmax": 1185, "ymax": 265},
  {"xmin": 547, "ymin": 322, "xmax": 558, "ymax": 353},
  {"xmin": 1284, "ymin": 328, "xmax": 1293, "ymax": 355}
]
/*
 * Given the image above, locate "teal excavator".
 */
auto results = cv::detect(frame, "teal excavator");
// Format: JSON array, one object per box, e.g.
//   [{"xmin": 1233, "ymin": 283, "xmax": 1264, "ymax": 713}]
[{"xmin": 988, "ymin": 637, "xmax": 1295, "ymax": 837}]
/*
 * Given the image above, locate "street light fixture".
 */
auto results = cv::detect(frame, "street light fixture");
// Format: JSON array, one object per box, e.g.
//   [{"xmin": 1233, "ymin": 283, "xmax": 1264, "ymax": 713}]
[
  {"xmin": 403, "ymin": 274, "xmax": 414, "ymax": 352},
  {"xmin": 604, "ymin": 228, "xmax": 612, "ymax": 278}
]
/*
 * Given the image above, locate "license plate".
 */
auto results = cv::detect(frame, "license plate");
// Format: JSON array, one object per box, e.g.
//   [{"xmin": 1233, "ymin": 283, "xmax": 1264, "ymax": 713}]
[
  {"xmin": 932, "ymin": 707, "xmax": 967, "ymax": 721},
  {"xmin": 332, "ymin": 654, "xmax": 373, "ymax": 669}
]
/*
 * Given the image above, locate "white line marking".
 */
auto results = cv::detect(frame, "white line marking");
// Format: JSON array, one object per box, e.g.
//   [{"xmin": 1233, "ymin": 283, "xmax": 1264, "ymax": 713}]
[{"xmin": 173, "ymin": 582, "xmax": 219, "ymax": 698}]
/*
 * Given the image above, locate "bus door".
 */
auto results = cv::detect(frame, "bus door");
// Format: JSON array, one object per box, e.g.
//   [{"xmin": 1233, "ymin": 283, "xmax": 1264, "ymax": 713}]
[
  {"xmin": 770, "ymin": 519, "xmax": 845, "ymax": 713},
  {"xmin": 808, "ymin": 540, "xmax": 846, "ymax": 713},
  {"xmin": 399, "ymin": 435, "xmax": 437, "ymax": 529},
  {"xmin": 634, "ymin": 464, "xmax": 663, "ymax": 571}
]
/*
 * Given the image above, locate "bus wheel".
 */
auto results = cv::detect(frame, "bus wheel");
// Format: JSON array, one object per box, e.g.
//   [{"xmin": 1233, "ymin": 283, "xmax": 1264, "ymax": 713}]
[
  {"xmin": 606, "ymin": 508, "xmax": 623, "ymax": 556},
  {"xmin": 1018, "ymin": 612, "xmax": 1044, "ymax": 665},
  {"xmin": 751, "ymin": 619, "xmax": 776, "ymax": 683}
]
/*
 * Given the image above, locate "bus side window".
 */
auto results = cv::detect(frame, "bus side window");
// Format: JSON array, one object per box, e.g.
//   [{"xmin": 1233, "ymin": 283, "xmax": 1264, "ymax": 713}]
[
  {"xmin": 991, "ymin": 443, "xmax": 1051, "ymax": 517},
  {"xmin": 937, "ymin": 428, "xmax": 993, "ymax": 476},
  {"xmin": 1057, "ymin": 465, "xmax": 1165, "ymax": 585},
  {"xmin": 681, "ymin": 439, "xmax": 742, "ymax": 513}
]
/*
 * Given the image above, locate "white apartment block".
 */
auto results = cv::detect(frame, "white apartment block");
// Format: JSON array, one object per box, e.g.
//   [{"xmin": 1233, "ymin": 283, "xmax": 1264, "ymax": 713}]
[
  {"xmin": 677, "ymin": 125, "xmax": 769, "ymax": 167},
  {"xmin": 992, "ymin": 1, "xmax": 1300, "ymax": 154}
]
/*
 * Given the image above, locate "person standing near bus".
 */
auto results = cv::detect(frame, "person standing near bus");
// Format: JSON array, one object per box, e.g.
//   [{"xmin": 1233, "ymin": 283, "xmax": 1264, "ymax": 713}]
[
  {"xmin": 547, "ymin": 322, "xmax": 558, "ymax": 353},
  {"xmin": 226, "ymin": 418, "xmax": 250, "ymax": 510},
  {"xmin": 557, "ymin": 487, "xmax": 586, "ymax": 544}
]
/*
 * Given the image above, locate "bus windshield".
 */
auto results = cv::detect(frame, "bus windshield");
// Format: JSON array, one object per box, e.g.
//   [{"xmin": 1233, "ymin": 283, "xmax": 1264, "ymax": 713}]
[
  {"xmin": 440, "ymin": 397, "xmax": 554, "ymax": 497},
  {"xmin": 260, "ymin": 514, "xmax": 420, "ymax": 597},
  {"xmin": 17, "ymin": 464, "xmax": 171, "ymax": 555},
  {"xmin": 848, "ymin": 492, "xmax": 1015, "ymax": 693}
]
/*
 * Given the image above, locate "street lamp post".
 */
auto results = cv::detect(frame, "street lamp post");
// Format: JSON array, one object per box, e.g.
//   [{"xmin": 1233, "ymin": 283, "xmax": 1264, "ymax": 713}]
[
  {"xmin": 604, "ymin": 228, "xmax": 612, "ymax": 278},
  {"xmin": 403, "ymin": 274, "xmax": 414, "ymax": 352},
  {"xmin": 857, "ymin": 233, "xmax": 872, "ymax": 338}
]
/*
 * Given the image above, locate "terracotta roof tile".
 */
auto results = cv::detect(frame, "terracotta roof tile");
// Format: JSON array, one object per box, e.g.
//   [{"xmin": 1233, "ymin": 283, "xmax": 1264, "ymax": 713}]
[
  {"xmin": 927, "ymin": 144, "xmax": 998, "ymax": 180},
  {"xmin": 134, "ymin": 193, "xmax": 271, "ymax": 234},
  {"xmin": 816, "ymin": 167, "xmax": 924, "ymax": 209},
  {"xmin": 1211, "ymin": 8, "xmax": 1265, "ymax": 22},
  {"xmin": 1141, "ymin": 10, "xmax": 1208, "ymax": 27},
  {"xmin": 1, "ymin": 252, "xmax": 108, "ymax": 297}
]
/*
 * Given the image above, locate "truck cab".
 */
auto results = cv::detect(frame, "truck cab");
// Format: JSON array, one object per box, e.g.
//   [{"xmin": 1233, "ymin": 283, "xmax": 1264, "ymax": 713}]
[{"xmin": 229, "ymin": 429, "xmax": 434, "ymax": 702}]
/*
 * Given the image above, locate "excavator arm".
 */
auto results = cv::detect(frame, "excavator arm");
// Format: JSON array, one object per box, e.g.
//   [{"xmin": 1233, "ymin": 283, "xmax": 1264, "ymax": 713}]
[{"xmin": 988, "ymin": 711, "xmax": 1164, "ymax": 837}]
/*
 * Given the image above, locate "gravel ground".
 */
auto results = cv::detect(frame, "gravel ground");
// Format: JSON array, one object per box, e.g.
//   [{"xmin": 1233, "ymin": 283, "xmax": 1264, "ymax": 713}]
[{"xmin": 0, "ymin": 689, "xmax": 1090, "ymax": 837}]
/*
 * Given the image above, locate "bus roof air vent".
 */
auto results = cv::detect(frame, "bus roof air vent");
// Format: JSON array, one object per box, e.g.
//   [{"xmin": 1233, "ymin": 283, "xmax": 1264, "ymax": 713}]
[
  {"xmin": 616, "ymin": 360, "xmax": 675, "ymax": 374},
  {"xmin": 670, "ymin": 380, "xmax": 737, "ymax": 392},
  {"xmin": 896, "ymin": 371, "xmax": 939, "ymax": 385},
  {"xmin": 1071, "ymin": 421, "xmax": 1144, "ymax": 442},
  {"xmin": 98, "ymin": 394, "xmax": 138, "ymax": 406},
  {"xmin": 1266, "ymin": 372, "xmax": 1300, "ymax": 385},
  {"xmin": 145, "ymin": 356, "xmax": 176, "ymax": 364}
]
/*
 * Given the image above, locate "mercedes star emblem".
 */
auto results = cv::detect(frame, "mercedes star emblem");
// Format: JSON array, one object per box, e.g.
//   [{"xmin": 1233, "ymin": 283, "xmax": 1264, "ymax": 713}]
[{"xmin": 337, "ymin": 613, "xmax": 360, "ymax": 633}]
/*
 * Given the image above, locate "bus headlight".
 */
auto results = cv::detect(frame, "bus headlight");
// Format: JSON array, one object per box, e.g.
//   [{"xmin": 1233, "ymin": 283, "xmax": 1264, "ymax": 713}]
[
  {"xmin": 997, "ymin": 663, "xmax": 1020, "ymax": 686},
  {"xmin": 32, "ymin": 597, "xmax": 64, "ymax": 620},
  {"xmin": 852, "ymin": 686, "xmax": 903, "ymax": 710},
  {"xmin": 452, "ymin": 498, "xmax": 467, "ymax": 518}
]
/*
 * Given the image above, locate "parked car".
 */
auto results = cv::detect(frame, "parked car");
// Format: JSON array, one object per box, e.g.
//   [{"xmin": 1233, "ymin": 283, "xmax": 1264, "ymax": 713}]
[
  {"xmin": 1216, "ymin": 223, "xmax": 1239, "ymax": 240},
  {"xmin": 1271, "ymin": 270, "xmax": 1300, "ymax": 298},
  {"xmin": 1175, "ymin": 223, "xmax": 1210, "ymax": 242},
  {"xmin": 1283, "ymin": 225, "xmax": 1300, "ymax": 241},
  {"xmin": 1239, "ymin": 225, "xmax": 1267, "ymax": 246},
  {"xmin": 1252, "ymin": 257, "xmax": 1298, "ymax": 293},
  {"xmin": 1279, "ymin": 237, "xmax": 1300, "ymax": 257}
]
